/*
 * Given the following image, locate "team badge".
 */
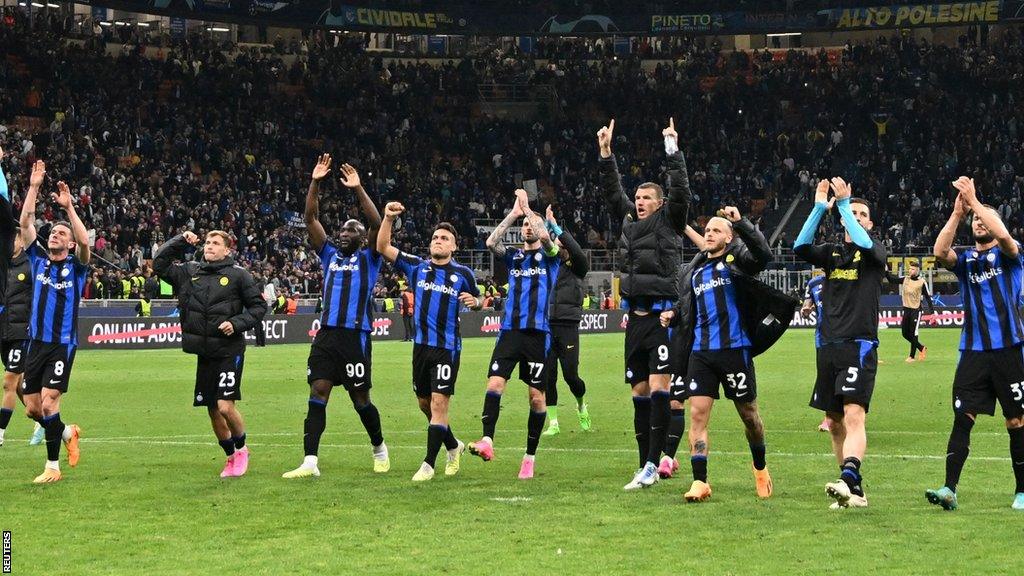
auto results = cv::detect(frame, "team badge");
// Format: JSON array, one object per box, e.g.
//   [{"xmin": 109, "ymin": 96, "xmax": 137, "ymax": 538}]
[
  {"xmin": 61, "ymin": 267, "xmax": 70, "ymax": 278},
  {"xmin": 534, "ymin": 253, "xmax": 542, "ymax": 262},
  {"xmin": 716, "ymin": 263, "xmax": 725, "ymax": 271},
  {"xmin": 350, "ymin": 256, "xmax": 358, "ymax": 263},
  {"xmin": 450, "ymin": 274, "xmax": 459, "ymax": 283},
  {"xmin": 725, "ymin": 254, "xmax": 735, "ymax": 263},
  {"xmin": 492, "ymin": 362, "xmax": 499, "ymax": 371},
  {"xmin": 689, "ymin": 380, "xmax": 698, "ymax": 391},
  {"xmin": 220, "ymin": 277, "xmax": 229, "ymax": 286},
  {"xmin": 17, "ymin": 273, "xmax": 25, "ymax": 281},
  {"xmin": 196, "ymin": 394, "xmax": 203, "ymax": 402},
  {"xmin": 987, "ymin": 253, "xmax": 996, "ymax": 263}
]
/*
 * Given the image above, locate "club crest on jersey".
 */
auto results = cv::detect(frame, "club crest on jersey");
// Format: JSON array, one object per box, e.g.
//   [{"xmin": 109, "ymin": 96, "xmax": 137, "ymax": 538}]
[
  {"xmin": 988, "ymin": 253, "xmax": 997, "ymax": 263},
  {"xmin": 61, "ymin": 267, "xmax": 70, "ymax": 278},
  {"xmin": 220, "ymin": 277, "xmax": 229, "ymax": 286},
  {"xmin": 534, "ymin": 253, "xmax": 542, "ymax": 262},
  {"xmin": 450, "ymin": 274, "xmax": 459, "ymax": 283}
]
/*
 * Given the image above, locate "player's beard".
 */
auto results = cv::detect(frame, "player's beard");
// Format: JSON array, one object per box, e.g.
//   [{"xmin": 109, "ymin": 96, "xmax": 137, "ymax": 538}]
[{"xmin": 975, "ymin": 233, "xmax": 994, "ymax": 244}]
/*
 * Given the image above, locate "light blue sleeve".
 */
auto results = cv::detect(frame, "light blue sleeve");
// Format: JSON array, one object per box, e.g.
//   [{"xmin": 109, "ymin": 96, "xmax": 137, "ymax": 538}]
[
  {"xmin": 0, "ymin": 162, "xmax": 8, "ymax": 201},
  {"xmin": 836, "ymin": 198, "xmax": 873, "ymax": 249},
  {"xmin": 794, "ymin": 202, "xmax": 827, "ymax": 248}
]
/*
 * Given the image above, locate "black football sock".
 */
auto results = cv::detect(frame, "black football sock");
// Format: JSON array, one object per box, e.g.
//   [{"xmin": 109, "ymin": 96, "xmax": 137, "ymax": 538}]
[
  {"xmin": 632, "ymin": 396, "xmax": 651, "ymax": 469},
  {"xmin": 1008, "ymin": 425, "xmax": 1024, "ymax": 494},
  {"xmin": 425, "ymin": 424, "xmax": 447, "ymax": 468},
  {"xmin": 750, "ymin": 442, "xmax": 767, "ymax": 471},
  {"xmin": 42, "ymin": 413, "xmax": 65, "ymax": 462},
  {"xmin": 645, "ymin": 391, "xmax": 671, "ymax": 465},
  {"xmin": 526, "ymin": 410, "xmax": 546, "ymax": 456},
  {"xmin": 0, "ymin": 407, "xmax": 12, "ymax": 431},
  {"xmin": 233, "ymin": 432, "xmax": 246, "ymax": 450},
  {"xmin": 691, "ymin": 455, "xmax": 708, "ymax": 483},
  {"xmin": 218, "ymin": 438, "xmax": 235, "ymax": 456},
  {"xmin": 304, "ymin": 397, "xmax": 327, "ymax": 456},
  {"xmin": 481, "ymin": 391, "xmax": 502, "ymax": 439},
  {"xmin": 355, "ymin": 402, "xmax": 384, "ymax": 447},
  {"xmin": 943, "ymin": 412, "xmax": 974, "ymax": 492},
  {"xmin": 442, "ymin": 426, "xmax": 459, "ymax": 451},
  {"xmin": 664, "ymin": 409, "xmax": 685, "ymax": 459},
  {"xmin": 841, "ymin": 456, "xmax": 863, "ymax": 497}
]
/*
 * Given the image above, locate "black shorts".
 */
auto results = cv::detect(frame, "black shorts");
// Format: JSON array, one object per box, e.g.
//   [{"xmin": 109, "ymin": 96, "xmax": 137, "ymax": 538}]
[
  {"xmin": 624, "ymin": 311, "xmax": 673, "ymax": 384},
  {"xmin": 952, "ymin": 346, "xmax": 1024, "ymax": 419},
  {"xmin": 194, "ymin": 354, "xmax": 245, "ymax": 407},
  {"xmin": 1, "ymin": 339, "xmax": 28, "ymax": 374},
  {"xmin": 810, "ymin": 340, "xmax": 878, "ymax": 413},
  {"xmin": 544, "ymin": 322, "xmax": 580, "ymax": 381},
  {"xmin": 684, "ymin": 348, "xmax": 757, "ymax": 402},
  {"xmin": 412, "ymin": 344, "xmax": 460, "ymax": 398},
  {"xmin": 23, "ymin": 341, "xmax": 76, "ymax": 394},
  {"xmin": 488, "ymin": 329, "xmax": 551, "ymax": 389},
  {"xmin": 307, "ymin": 327, "xmax": 373, "ymax": 392}
]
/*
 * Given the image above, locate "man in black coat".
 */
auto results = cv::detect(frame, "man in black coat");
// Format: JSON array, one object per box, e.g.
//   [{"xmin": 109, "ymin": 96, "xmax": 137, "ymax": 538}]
[
  {"xmin": 154, "ymin": 229, "xmax": 267, "ymax": 479},
  {"xmin": 660, "ymin": 207, "xmax": 798, "ymax": 500}
]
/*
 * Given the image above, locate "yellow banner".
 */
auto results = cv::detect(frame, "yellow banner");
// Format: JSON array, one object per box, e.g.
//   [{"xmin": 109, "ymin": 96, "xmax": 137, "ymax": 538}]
[{"xmin": 835, "ymin": 1, "xmax": 999, "ymax": 29}]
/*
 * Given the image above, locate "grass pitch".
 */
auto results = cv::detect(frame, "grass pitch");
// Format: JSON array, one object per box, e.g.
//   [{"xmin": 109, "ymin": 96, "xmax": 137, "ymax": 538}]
[{"xmin": 0, "ymin": 329, "xmax": 1018, "ymax": 575}]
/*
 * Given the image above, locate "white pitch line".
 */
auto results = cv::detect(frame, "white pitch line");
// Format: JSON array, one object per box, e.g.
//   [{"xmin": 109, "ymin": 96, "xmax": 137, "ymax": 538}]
[{"xmin": 69, "ymin": 437, "xmax": 1013, "ymax": 462}]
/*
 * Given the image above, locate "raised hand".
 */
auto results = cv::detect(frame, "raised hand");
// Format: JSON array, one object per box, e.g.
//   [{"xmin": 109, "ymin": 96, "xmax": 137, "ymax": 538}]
[
  {"xmin": 951, "ymin": 190, "xmax": 967, "ymax": 219},
  {"xmin": 54, "ymin": 181, "xmax": 73, "ymax": 209},
  {"xmin": 312, "ymin": 154, "xmax": 332, "ymax": 181},
  {"xmin": 662, "ymin": 117, "xmax": 678, "ymax": 145},
  {"xmin": 597, "ymin": 119, "xmax": 615, "ymax": 157},
  {"xmin": 829, "ymin": 177, "xmax": 852, "ymax": 201},
  {"xmin": 952, "ymin": 176, "xmax": 977, "ymax": 206},
  {"xmin": 814, "ymin": 179, "xmax": 829, "ymax": 205},
  {"xmin": 721, "ymin": 206, "xmax": 741, "ymax": 222},
  {"xmin": 339, "ymin": 163, "xmax": 361, "ymax": 189},
  {"xmin": 384, "ymin": 201, "xmax": 405, "ymax": 218},
  {"xmin": 545, "ymin": 204, "xmax": 557, "ymax": 225},
  {"xmin": 183, "ymin": 231, "xmax": 200, "ymax": 245},
  {"xmin": 514, "ymin": 188, "xmax": 531, "ymax": 214},
  {"xmin": 30, "ymin": 160, "xmax": 46, "ymax": 188}
]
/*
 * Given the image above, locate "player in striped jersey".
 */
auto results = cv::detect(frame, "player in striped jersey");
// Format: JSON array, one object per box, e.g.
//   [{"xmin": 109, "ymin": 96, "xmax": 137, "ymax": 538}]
[
  {"xmin": 377, "ymin": 202, "xmax": 481, "ymax": 481},
  {"xmin": 469, "ymin": 189, "xmax": 560, "ymax": 479},
  {"xmin": 927, "ymin": 177, "xmax": 1024, "ymax": 511},
  {"xmin": 284, "ymin": 154, "xmax": 388, "ymax": 479},
  {"xmin": 19, "ymin": 163, "xmax": 86, "ymax": 484}
]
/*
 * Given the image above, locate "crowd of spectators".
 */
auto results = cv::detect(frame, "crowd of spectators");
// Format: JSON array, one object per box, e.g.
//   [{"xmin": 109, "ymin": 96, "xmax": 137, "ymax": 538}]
[{"xmin": 1, "ymin": 7, "xmax": 1023, "ymax": 301}]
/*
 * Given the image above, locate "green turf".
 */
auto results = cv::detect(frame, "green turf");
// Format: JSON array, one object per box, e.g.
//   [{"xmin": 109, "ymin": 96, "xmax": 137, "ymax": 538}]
[{"xmin": 1, "ymin": 329, "xmax": 1019, "ymax": 574}]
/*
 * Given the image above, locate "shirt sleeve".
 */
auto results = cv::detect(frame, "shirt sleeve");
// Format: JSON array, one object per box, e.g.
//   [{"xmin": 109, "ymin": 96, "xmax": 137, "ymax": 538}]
[
  {"xmin": 503, "ymin": 249, "xmax": 518, "ymax": 269},
  {"xmin": 951, "ymin": 250, "xmax": 968, "ymax": 281},
  {"xmin": 318, "ymin": 242, "xmax": 337, "ymax": 269},
  {"xmin": 461, "ymin": 269, "xmax": 480, "ymax": 297},
  {"xmin": 395, "ymin": 252, "xmax": 423, "ymax": 278},
  {"xmin": 26, "ymin": 242, "xmax": 43, "ymax": 264}
]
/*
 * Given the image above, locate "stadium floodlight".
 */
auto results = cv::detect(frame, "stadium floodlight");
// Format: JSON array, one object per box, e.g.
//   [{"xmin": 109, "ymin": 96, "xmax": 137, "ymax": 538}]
[
  {"xmin": 99, "ymin": 21, "xmax": 112, "ymax": 26},
  {"xmin": 46, "ymin": 2, "xmax": 59, "ymax": 7},
  {"xmin": 137, "ymin": 22, "xmax": 150, "ymax": 27},
  {"xmin": 207, "ymin": 26, "xmax": 230, "ymax": 32},
  {"xmin": 30, "ymin": 2, "xmax": 44, "ymax": 7},
  {"xmin": 766, "ymin": 32, "xmax": 801, "ymax": 37}
]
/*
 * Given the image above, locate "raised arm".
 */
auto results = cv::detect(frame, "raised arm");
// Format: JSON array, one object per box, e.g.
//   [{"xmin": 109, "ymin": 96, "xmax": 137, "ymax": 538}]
[
  {"xmin": 684, "ymin": 225, "xmax": 706, "ymax": 251},
  {"xmin": 933, "ymin": 193, "xmax": 966, "ymax": 270},
  {"xmin": 340, "ymin": 163, "xmax": 382, "ymax": 252},
  {"xmin": 955, "ymin": 176, "xmax": 1018, "ymax": 258},
  {"xmin": 830, "ymin": 177, "xmax": 873, "ymax": 251},
  {"xmin": 376, "ymin": 201, "xmax": 403, "ymax": 263},
  {"xmin": 486, "ymin": 199, "xmax": 524, "ymax": 258},
  {"xmin": 153, "ymin": 231, "xmax": 198, "ymax": 288},
  {"xmin": 597, "ymin": 119, "xmax": 634, "ymax": 219},
  {"xmin": 546, "ymin": 205, "xmax": 586, "ymax": 277},
  {"xmin": 517, "ymin": 189, "xmax": 556, "ymax": 255},
  {"xmin": 55, "ymin": 181, "xmax": 91, "ymax": 265},
  {"xmin": 722, "ymin": 206, "xmax": 771, "ymax": 274},
  {"xmin": 20, "ymin": 160, "xmax": 45, "ymax": 247},
  {"xmin": 304, "ymin": 153, "xmax": 331, "ymax": 253},
  {"xmin": 662, "ymin": 118, "xmax": 691, "ymax": 231},
  {"xmin": 792, "ymin": 179, "xmax": 831, "ymax": 266}
]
